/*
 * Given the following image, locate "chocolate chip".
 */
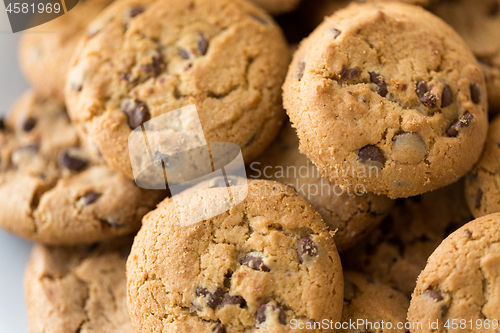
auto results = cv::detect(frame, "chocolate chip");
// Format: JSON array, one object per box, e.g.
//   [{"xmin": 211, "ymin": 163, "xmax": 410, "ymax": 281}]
[
  {"xmin": 423, "ymin": 289, "xmax": 444, "ymax": 302},
  {"xmin": 128, "ymin": 6, "xmax": 144, "ymax": 18},
  {"xmin": 441, "ymin": 84, "xmax": 453, "ymax": 108},
  {"xmin": 212, "ymin": 323, "xmax": 226, "ymax": 333},
  {"xmin": 250, "ymin": 13, "xmax": 268, "ymax": 25},
  {"xmin": 195, "ymin": 287, "xmax": 223, "ymax": 309},
  {"xmin": 256, "ymin": 304, "xmax": 286, "ymax": 326},
  {"xmin": 197, "ymin": 34, "xmax": 208, "ymax": 56},
  {"xmin": 347, "ymin": 68, "xmax": 360, "ymax": 79},
  {"xmin": 22, "ymin": 117, "xmax": 37, "ymax": 132},
  {"xmin": 369, "ymin": 72, "xmax": 388, "ymax": 97},
  {"xmin": 241, "ymin": 254, "xmax": 270, "ymax": 272},
  {"xmin": 141, "ymin": 52, "xmax": 163, "ymax": 77},
  {"xmin": 447, "ymin": 112, "xmax": 474, "ymax": 137},
  {"xmin": 358, "ymin": 145, "xmax": 386, "ymax": 165},
  {"xmin": 475, "ymin": 188, "xmax": 483, "ymax": 209},
  {"xmin": 464, "ymin": 229, "xmax": 472, "ymax": 238},
  {"xmin": 470, "ymin": 83, "xmax": 481, "ymax": 104},
  {"xmin": 122, "ymin": 99, "xmax": 150, "ymax": 129},
  {"xmin": 71, "ymin": 83, "xmax": 83, "ymax": 92},
  {"xmin": 416, "ymin": 81, "xmax": 436, "ymax": 108},
  {"xmin": 221, "ymin": 295, "xmax": 246, "ymax": 308},
  {"xmin": 83, "ymin": 192, "xmax": 101, "ymax": 205},
  {"xmin": 489, "ymin": 1, "xmax": 500, "ymax": 16},
  {"xmin": 59, "ymin": 151, "xmax": 87, "ymax": 171},
  {"xmin": 179, "ymin": 48, "xmax": 190, "ymax": 59},
  {"xmin": 297, "ymin": 235, "xmax": 318, "ymax": 263},
  {"xmin": 330, "ymin": 28, "xmax": 341, "ymax": 39},
  {"xmin": 295, "ymin": 61, "xmax": 305, "ymax": 81}
]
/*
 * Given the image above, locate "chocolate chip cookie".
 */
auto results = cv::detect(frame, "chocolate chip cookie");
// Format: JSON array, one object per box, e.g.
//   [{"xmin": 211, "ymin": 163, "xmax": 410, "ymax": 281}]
[
  {"xmin": 250, "ymin": 122, "xmax": 394, "ymax": 252},
  {"xmin": 408, "ymin": 213, "xmax": 500, "ymax": 332},
  {"xmin": 341, "ymin": 270, "xmax": 409, "ymax": 333},
  {"xmin": 19, "ymin": 0, "xmax": 114, "ymax": 101},
  {"xmin": 342, "ymin": 179, "xmax": 473, "ymax": 297},
  {"xmin": 283, "ymin": 2, "xmax": 488, "ymax": 199},
  {"xmin": 465, "ymin": 114, "xmax": 500, "ymax": 218},
  {"xmin": 127, "ymin": 179, "xmax": 344, "ymax": 332},
  {"xmin": 431, "ymin": 0, "xmax": 500, "ymax": 113},
  {"xmin": 65, "ymin": 0, "xmax": 289, "ymax": 179},
  {"xmin": 24, "ymin": 237, "xmax": 133, "ymax": 333},
  {"xmin": 0, "ymin": 92, "xmax": 164, "ymax": 245}
]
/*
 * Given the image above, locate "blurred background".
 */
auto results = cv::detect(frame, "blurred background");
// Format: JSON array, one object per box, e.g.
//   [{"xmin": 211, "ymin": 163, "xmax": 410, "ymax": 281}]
[{"xmin": 0, "ymin": 2, "xmax": 33, "ymax": 332}]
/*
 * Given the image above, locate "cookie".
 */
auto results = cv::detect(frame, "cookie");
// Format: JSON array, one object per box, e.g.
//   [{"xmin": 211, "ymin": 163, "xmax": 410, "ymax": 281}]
[
  {"xmin": 24, "ymin": 237, "xmax": 133, "ymax": 333},
  {"xmin": 283, "ymin": 2, "xmax": 488, "ymax": 199},
  {"xmin": 0, "ymin": 92, "xmax": 164, "ymax": 245},
  {"xmin": 407, "ymin": 213, "xmax": 500, "ymax": 332},
  {"xmin": 18, "ymin": 0, "xmax": 114, "ymax": 101},
  {"xmin": 465, "ymin": 114, "xmax": 500, "ymax": 218},
  {"xmin": 64, "ymin": 0, "xmax": 289, "ymax": 179},
  {"xmin": 341, "ymin": 270, "xmax": 409, "ymax": 333},
  {"xmin": 431, "ymin": 0, "xmax": 500, "ymax": 113},
  {"xmin": 250, "ymin": 122, "xmax": 394, "ymax": 252},
  {"xmin": 127, "ymin": 179, "xmax": 344, "ymax": 332},
  {"xmin": 342, "ymin": 179, "xmax": 472, "ymax": 297}
]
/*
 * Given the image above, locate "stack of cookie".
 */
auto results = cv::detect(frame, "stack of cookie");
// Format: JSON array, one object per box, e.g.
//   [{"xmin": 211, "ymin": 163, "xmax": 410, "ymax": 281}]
[{"xmin": 7, "ymin": 0, "xmax": 500, "ymax": 332}]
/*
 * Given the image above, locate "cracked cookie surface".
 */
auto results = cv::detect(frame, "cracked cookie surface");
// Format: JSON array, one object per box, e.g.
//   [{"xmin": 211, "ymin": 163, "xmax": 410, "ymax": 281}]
[
  {"xmin": 0, "ymin": 91, "xmax": 164, "ymax": 245},
  {"xmin": 283, "ymin": 2, "xmax": 488, "ymax": 199},
  {"xmin": 65, "ymin": 0, "xmax": 289, "ymax": 179},
  {"xmin": 19, "ymin": 0, "xmax": 114, "ymax": 101},
  {"xmin": 408, "ymin": 213, "xmax": 500, "ymax": 332},
  {"xmin": 342, "ymin": 180, "xmax": 472, "ymax": 297},
  {"xmin": 340, "ymin": 271, "xmax": 409, "ymax": 333},
  {"xmin": 431, "ymin": 0, "xmax": 500, "ymax": 113},
  {"xmin": 24, "ymin": 237, "xmax": 133, "ymax": 333},
  {"xmin": 466, "ymin": 114, "xmax": 500, "ymax": 218},
  {"xmin": 251, "ymin": 122, "xmax": 394, "ymax": 252},
  {"xmin": 127, "ymin": 179, "xmax": 343, "ymax": 332}
]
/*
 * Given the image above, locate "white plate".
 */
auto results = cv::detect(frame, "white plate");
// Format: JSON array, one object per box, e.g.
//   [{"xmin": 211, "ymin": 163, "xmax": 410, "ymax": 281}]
[{"xmin": 0, "ymin": 3, "xmax": 35, "ymax": 332}]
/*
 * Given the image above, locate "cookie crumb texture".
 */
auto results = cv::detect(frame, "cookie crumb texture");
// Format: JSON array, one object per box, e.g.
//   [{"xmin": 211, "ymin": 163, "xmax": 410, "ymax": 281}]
[
  {"xmin": 252, "ymin": 122, "xmax": 394, "ymax": 252},
  {"xmin": 408, "ymin": 213, "xmax": 500, "ymax": 332},
  {"xmin": 24, "ymin": 237, "xmax": 134, "ymax": 333},
  {"xmin": 342, "ymin": 179, "xmax": 472, "ymax": 297},
  {"xmin": 466, "ymin": 114, "xmax": 500, "ymax": 218},
  {"xmin": 283, "ymin": 2, "xmax": 488, "ymax": 199},
  {"xmin": 65, "ymin": 0, "xmax": 289, "ymax": 179},
  {"xmin": 341, "ymin": 271, "xmax": 409, "ymax": 333},
  {"xmin": 18, "ymin": 0, "xmax": 114, "ymax": 101},
  {"xmin": 127, "ymin": 180, "xmax": 343, "ymax": 332},
  {"xmin": 431, "ymin": 0, "xmax": 500, "ymax": 113},
  {"xmin": 0, "ymin": 92, "xmax": 164, "ymax": 245}
]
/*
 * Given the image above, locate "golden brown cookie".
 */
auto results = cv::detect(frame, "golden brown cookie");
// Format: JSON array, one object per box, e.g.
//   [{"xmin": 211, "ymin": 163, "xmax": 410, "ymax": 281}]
[
  {"xmin": 431, "ymin": 0, "xmax": 500, "ymax": 113},
  {"xmin": 250, "ymin": 122, "xmax": 394, "ymax": 252},
  {"xmin": 340, "ymin": 271, "xmax": 409, "ymax": 333},
  {"xmin": 408, "ymin": 213, "xmax": 500, "ymax": 332},
  {"xmin": 465, "ymin": 114, "xmax": 500, "ymax": 218},
  {"xmin": 342, "ymin": 180, "xmax": 472, "ymax": 297},
  {"xmin": 127, "ymin": 179, "xmax": 344, "ymax": 332},
  {"xmin": 18, "ymin": 0, "xmax": 114, "ymax": 101},
  {"xmin": 24, "ymin": 237, "xmax": 133, "ymax": 333},
  {"xmin": 0, "ymin": 92, "xmax": 164, "ymax": 245},
  {"xmin": 283, "ymin": 2, "xmax": 488, "ymax": 199},
  {"xmin": 65, "ymin": 0, "xmax": 289, "ymax": 179}
]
